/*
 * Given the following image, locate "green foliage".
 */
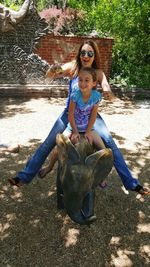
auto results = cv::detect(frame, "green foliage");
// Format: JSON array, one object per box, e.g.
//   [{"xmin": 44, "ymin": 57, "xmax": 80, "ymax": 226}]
[
  {"xmin": 37, "ymin": 1, "xmax": 53, "ymax": 11},
  {"xmin": 3, "ymin": 0, "xmax": 149, "ymax": 87},
  {"xmin": 1, "ymin": 0, "xmax": 22, "ymax": 10},
  {"xmin": 37, "ymin": 0, "xmax": 68, "ymax": 11}
]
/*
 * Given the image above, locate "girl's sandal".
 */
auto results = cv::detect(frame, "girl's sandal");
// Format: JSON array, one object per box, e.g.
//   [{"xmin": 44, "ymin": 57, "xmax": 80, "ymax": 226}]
[
  {"xmin": 99, "ymin": 181, "xmax": 108, "ymax": 189},
  {"xmin": 8, "ymin": 177, "xmax": 22, "ymax": 187},
  {"xmin": 38, "ymin": 167, "xmax": 52, "ymax": 179},
  {"xmin": 133, "ymin": 185, "xmax": 150, "ymax": 196},
  {"xmin": 38, "ymin": 169, "xmax": 46, "ymax": 179}
]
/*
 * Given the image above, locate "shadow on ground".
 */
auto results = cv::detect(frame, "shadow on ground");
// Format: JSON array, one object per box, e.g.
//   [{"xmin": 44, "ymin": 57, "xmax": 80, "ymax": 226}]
[
  {"xmin": 0, "ymin": 98, "xmax": 33, "ymax": 119},
  {"xmin": 0, "ymin": 96, "xmax": 147, "ymax": 119},
  {"xmin": 0, "ymin": 97, "xmax": 66, "ymax": 119},
  {"xmin": 0, "ymin": 135, "xmax": 150, "ymax": 267}
]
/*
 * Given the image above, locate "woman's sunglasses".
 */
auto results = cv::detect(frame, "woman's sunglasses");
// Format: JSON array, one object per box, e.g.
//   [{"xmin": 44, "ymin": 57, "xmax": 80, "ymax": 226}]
[{"xmin": 80, "ymin": 50, "xmax": 94, "ymax": 58}]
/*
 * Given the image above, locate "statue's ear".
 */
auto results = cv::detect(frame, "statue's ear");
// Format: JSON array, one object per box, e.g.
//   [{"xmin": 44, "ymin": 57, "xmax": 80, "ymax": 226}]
[
  {"xmin": 85, "ymin": 148, "xmax": 113, "ymax": 188},
  {"xmin": 56, "ymin": 133, "xmax": 80, "ymax": 164}
]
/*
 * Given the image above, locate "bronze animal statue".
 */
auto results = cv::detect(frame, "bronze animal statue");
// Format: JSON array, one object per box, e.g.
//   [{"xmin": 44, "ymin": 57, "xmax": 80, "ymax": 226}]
[
  {"xmin": 0, "ymin": 0, "xmax": 31, "ymax": 32},
  {"xmin": 56, "ymin": 133, "xmax": 113, "ymax": 225}
]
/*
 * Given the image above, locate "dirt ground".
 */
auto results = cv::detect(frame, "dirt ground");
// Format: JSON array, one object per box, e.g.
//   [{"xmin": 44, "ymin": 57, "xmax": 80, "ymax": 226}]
[{"xmin": 0, "ymin": 97, "xmax": 150, "ymax": 267}]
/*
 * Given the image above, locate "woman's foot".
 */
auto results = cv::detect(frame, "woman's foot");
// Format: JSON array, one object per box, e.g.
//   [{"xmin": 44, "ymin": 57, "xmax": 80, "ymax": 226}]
[
  {"xmin": 8, "ymin": 177, "xmax": 23, "ymax": 187},
  {"xmin": 38, "ymin": 166, "xmax": 52, "ymax": 179},
  {"xmin": 133, "ymin": 185, "xmax": 150, "ymax": 196}
]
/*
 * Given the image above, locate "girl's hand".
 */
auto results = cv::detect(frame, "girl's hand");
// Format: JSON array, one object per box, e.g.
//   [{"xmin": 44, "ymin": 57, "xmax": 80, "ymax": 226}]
[
  {"xmin": 70, "ymin": 132, "xmax": 80, "ymax": 144},
  {"xmin": 84, "ymin": 131, "xmax": 93, "ymax": 145}
]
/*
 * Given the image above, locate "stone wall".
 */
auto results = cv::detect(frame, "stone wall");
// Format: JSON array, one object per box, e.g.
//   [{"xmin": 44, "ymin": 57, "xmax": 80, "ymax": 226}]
[{"xmin": 0, "ymin": 5, "xmax": 50, "ymax": 84}]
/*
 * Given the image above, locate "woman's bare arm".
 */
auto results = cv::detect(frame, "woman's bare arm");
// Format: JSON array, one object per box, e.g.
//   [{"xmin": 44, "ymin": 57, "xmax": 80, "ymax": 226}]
[
  {"xmin": 97, "ymin": 70, "xmax": 115, "ymax": 101},
  {"xmin": 45, "ymin": 60, "xmax": 75, "ymax": 79}
]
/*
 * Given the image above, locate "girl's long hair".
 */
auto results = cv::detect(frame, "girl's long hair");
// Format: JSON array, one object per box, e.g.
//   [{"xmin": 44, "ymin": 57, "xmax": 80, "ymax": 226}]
[{"xmin": 71, "ymin": 40, "xmax": 101, "ymax": 77}]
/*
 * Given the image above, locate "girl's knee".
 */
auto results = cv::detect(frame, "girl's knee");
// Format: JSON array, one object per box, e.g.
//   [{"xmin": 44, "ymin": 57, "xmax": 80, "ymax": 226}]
[{"xmin": 92, "ymin": 131, "xmax": 106, "ymax": 149}]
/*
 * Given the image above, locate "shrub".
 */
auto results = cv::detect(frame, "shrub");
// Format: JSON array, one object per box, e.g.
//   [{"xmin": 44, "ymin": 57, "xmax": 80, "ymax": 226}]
[{"xmin": 39, "ymin": 6, "xmax": 87, "ymax": 35}]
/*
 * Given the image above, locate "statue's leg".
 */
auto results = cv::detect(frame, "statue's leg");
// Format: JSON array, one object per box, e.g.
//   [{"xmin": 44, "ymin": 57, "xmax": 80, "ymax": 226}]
[
  {"xmin": 81, "ymin": 190, "xmax": 97, "ymax": 224},
  {"xmin": 56, "ymin": 164, "xmax": 64, "ymax": 210}
]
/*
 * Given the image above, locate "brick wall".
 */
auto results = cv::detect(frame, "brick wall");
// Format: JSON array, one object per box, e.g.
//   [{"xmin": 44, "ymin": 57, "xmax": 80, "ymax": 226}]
[{"xmin": 34, "ymin": 34, "xmax": 114, "ymax": 78}]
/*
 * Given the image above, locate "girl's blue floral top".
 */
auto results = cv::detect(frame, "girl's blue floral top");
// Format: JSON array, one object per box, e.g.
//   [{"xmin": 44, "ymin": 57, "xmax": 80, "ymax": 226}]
[{"xmin": 67, "ymin": 86, "xmax": 101, "ymax": 132}]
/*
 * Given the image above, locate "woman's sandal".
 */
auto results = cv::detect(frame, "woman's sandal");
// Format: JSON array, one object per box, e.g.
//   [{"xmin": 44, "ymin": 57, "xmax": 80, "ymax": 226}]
[
  {"xmin": 133, "ymin": 185, "xmax": 150, "ymax": 196},
  {"xmin": 0, "ymin": 145, "xmax": 20, "ymax": 153},
  {"xmin": 8, "ymin": 177, "xmax": 22, "ymax": 187},
  {"xmin": 7, "ymin": 145, "xmax": 20, "ymax": 153}
]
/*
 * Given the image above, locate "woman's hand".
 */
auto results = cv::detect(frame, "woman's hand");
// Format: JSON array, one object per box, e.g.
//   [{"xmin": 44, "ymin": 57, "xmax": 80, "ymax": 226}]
[
  {"xmin": 45, "ymin": 61, "xmax": 74, "ymax": 79},
  {"xmin": 45, "ymin": 64, "xmax": 63, "ymax": 78},
  {"xmin": 70, "ymin": 132, "xmax": 80, "ymax": 144},
  {"xmin": 84, "ymin": 131, "xmax": 93, "ymax": 145}
]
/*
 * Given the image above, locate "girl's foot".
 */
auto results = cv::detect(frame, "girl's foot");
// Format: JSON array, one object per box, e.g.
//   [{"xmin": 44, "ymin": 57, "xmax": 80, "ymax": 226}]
[
  {"xmin": 38, "ymin": 166, "xmax": 52, "ymax": 179},
  {"xmin": 133, "ymin": 185, "xmax": 150, "ymax": 196},
  {"xmin": 99, "ymin": 181, "xmax": 108, "ymax": 189},
  {"xmin": 8, "ymin": 177, "xmax": 23, "ymax": 187}
]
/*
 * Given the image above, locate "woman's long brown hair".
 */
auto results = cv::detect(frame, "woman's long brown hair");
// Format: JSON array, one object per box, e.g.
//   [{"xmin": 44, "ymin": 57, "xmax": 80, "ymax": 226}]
[{"xmin": 72, "ymin": 40, "xmax": 101, "ymax": 77}]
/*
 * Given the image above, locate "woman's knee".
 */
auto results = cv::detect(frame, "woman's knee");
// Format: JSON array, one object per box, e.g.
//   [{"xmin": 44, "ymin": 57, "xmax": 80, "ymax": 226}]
[{"xmin": 103, "ymin": 136, "xmax": 118, "ymax": 151}]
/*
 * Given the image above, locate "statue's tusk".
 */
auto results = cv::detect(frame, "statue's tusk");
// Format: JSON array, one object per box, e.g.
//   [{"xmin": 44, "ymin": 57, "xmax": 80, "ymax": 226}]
[{"xmin": 9, "ymin": 0, "xmax": 30, "ymax": 23}]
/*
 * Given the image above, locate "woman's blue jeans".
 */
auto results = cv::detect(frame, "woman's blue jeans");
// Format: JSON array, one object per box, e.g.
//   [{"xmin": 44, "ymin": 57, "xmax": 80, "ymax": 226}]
[{"xmin": 17, "ymin": 109, "xmax": 139, "ymax": 190}]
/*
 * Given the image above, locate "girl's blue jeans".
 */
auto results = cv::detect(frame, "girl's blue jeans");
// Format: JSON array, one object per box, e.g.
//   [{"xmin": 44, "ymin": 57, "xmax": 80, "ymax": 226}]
[{"xmin": 17, "ymin": 109, "xmax": 139, "ymax": 190}]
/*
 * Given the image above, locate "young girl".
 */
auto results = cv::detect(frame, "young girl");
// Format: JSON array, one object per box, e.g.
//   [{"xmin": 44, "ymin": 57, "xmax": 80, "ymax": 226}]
[{"xmin": 38, "ymin": 67, "xmax": 106, "ymax": 178}]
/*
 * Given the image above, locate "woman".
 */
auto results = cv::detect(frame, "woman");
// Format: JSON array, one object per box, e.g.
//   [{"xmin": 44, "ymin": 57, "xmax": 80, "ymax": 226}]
[{"xmin": 9, "ymin": 40, "xmax": 149, "ymax": 195}]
